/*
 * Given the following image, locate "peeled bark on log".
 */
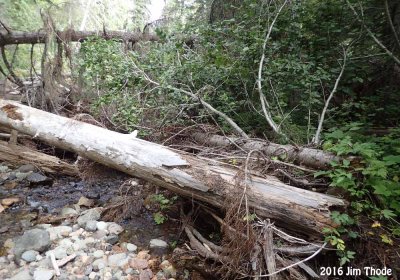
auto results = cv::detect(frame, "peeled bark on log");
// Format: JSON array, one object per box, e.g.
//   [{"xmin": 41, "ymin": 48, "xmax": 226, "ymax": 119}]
[
  {"xmin": 0, "ymin": 100, "xmax": 346, "ymax": 237},
  {"xmin": 192, "ymin": 133, "xmax": 340, "ymax": 170},
  {"xmin": 0, "ymin": 140, "xmax": 78, "ymax": 176},
  {"xmin": 0, "ymin": 30, "xmax": 158, "ymax": 46}
]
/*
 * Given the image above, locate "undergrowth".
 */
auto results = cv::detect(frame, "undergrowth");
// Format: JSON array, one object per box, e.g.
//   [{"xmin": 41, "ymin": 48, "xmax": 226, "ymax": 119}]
[{"xmin": 316, "ymin": 124, "xmax": 400, "ymax": 266}]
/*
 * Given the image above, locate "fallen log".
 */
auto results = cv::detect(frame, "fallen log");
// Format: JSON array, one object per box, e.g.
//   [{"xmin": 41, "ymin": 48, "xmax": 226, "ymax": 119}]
[
  {"xmin": 0, "ymin": 140, "xmax": 78, "ymax": 176},
  {"xmin": 192, "ymin": 133, "xmax": 340, "ymax": 170},
  {"xmin": 0, "ymin": 100, "xmax": 346, "ymax": 237},
  {"xmin": 0, "ymin": 30, "xmax": 158, "ymax": 46}
]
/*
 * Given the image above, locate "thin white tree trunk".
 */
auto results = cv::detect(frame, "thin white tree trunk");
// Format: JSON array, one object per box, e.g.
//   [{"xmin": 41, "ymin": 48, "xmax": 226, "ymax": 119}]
[
  {"xmin": 313, "ymin": 49, "xmax": 347, "ymax": 145},
  {"xmin": 257, "ymin": 0, "xmax": 288, "ymax": 138}
]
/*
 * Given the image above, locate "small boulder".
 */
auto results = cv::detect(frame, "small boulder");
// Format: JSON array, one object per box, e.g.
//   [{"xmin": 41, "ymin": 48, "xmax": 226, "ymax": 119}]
[
  {"xmin": 96, "ymin": 221, "xmax": 108, "ymax": 231},
  {"xmin": 46, "ymin": 226, "xmax": 72, "ymax": 241},
  {"xmin": 52, "ymin": 246, "xmax": 67, "ymax": 260},
  {"xmin": 21, "ymin": 250, "xmax": 39, "ymax": 262},
  {"xmin": 149, "ymin": 239, "xmax": 168, "ymax": 249},
  {"xmin": 33, "ymin": 268, "xmax": 54, "ymax": 280},
  {"xmin": 107, "ymin": 222, "xmax": 124, "ymax": 235},
  {"xmin": 77, "ymin": 208, "xmax": 102, "ymax": 227},
  {"xmin": 92, "ymin": 259, "xmax": 107, "ymax": 271},
  {"xmin": 4, "ymin": 180, "xmax": 18, "ymax": 189},
  {"xmin": 129, "ymin": 258, "xmax": 148, "ymax": 269},
  {"xmin": 77, "ymin": 196, "xmax": 94, "ymax": 207},
  {"xmin": 85, "ymin": 220, "xmax": 97, "ymax": 232},
  {"xmin": 26, "ymin": 173, "xmax": 52, "ymax": 186},
  {"xmin": 15, "ymin": 172, "xmax": 30, "ymax": 181},
  {"xmin": 17, "ymin": 164, "xmax": 36, "ymax": 173},
  {"xmin": 108, "ymin": 253, "xmax": 127, "ymax": 267},
  {"xmin": 1, "ymin": 197, "xmax": 20, "ymax": 206},
  {"xmin": 104, "ymin": 234, "xmax": 119, "ymax": 245},
  {"xmin": 10, "ymin": 269, "xmax": 32, "ymax": 280},
  {"xmin": 93, "ymin": 250, "xmax": 104, "ymax": 258},
  {"xmin": 92, "ymin": 230, "xmax": 107, "ymax": 240},
  {"xmin": 14, "ymin": 229, "xmax": 51, "ymax": 260},
  {"xmin": 126, "ymin": 243, "xmax": 137, "ymax": 252},
  {"xmin": 139, "ymin": 269, "xmax": 153, "ymax": 280},
  {"xmin": 60, "ymin": 207, "xmax": 78, "ymax": 217},
  {"xmin": 136, "ymin": 250, "xmax": 151, "ymax": 260},
  {"xmin": 160, "ymin": 260, "xmax": 177, "ymax": 278},
  {"xmin": 0, "ymin": 165, "xmax": 10, "ymax": 173}
]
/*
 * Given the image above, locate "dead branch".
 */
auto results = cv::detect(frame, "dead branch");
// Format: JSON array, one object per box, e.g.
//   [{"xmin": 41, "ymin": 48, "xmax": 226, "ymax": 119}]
[
  {"xmin": 184, "ymin": 226, "xmax": 228, "ymax": 262},
  {"xmin": 262, "ymin": 221, "xmax": 278, "ymax": 280},
  {"xmin": 276, "ymin": 169, "xmax": 326, "ymax": 188}
]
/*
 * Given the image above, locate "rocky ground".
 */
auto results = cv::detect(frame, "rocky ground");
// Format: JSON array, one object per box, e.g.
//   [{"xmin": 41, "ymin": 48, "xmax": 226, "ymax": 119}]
[{"xmin": 0, "ymin": 162, "xmax": 187, "ymax": 280}]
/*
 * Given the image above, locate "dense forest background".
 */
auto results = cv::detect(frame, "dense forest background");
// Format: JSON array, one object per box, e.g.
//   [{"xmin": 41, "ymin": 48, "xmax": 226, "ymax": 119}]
[{"xmin": 1, "ymin": 0, "xmax": 399, "ymax": 275}]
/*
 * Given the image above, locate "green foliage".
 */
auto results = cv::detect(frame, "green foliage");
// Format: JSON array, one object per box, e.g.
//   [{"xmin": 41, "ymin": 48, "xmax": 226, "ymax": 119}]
[
  {"xmin": 153, "ymin": 212, "xmax": 167, "ymax": 225},
  {"xmin": 317, "ymin": 126, "xmax": 400, "ymax": 265},
  {"xmin": 320, "ymin": 126, "xmax": 400, "ymax": 218},
  {"xmin": 151, "ymin": 194, "xmax": 178, "ymax": 210},
  {"xmin": 322, "ymin": 211, "xmax": 356, "ymax": 266},
  {"xmin": 77, "ymin": 38, "xmax": 143, "ymax": 131},
  {"xmin": 150, "ymin": 194, "xmax": 178, "ymax": 225}
]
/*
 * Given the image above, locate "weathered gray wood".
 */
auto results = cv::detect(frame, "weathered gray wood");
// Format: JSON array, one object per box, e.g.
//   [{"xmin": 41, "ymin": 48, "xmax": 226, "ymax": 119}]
[
  {"xmin": 0, "ymin": 139, "xmax": 78, "ymax": 176},
  {"xmin": 0, "ymin": 100, "xmax": 346, "ymax": 236},
  {"xmin": 0, "ymin": 30, "xmax": 158, "ymax": 46},
  {"xmin": 192, "ymin": 133, "xmax": 341, "ymax": 170}
]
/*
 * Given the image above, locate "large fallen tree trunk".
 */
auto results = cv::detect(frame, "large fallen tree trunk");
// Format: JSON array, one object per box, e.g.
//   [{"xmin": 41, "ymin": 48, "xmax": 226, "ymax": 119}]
[
  {"xmin": 0, "ymin": 30, "xmax": 158, "ymax": 46},
  {"xmin": 192, "ymin": 133, "xmax": 340, "ymax": 170},
  {"xmin": 0, "ymin": 139, "xmax": 78, "ymax": 176},
  {"xmin": 0, "ymin": 100, "xmax": 346, "ymax": 237}
]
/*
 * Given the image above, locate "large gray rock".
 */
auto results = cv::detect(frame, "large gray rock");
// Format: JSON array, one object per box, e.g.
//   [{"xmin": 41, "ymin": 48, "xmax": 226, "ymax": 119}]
[
  {"xmin": 33, "ymin": 269, "xmax": 54, "ymax": 280},
  {"xmin": 77, "ymin": 208, "xmax": 102, "ymax": 227},
  {"xmin": 14, "ymin": 229, "xmax": 51, "ymax": 260},
  {"xmin": 10, "ymin": 269, "xmax": 32, "ymax": 280}
]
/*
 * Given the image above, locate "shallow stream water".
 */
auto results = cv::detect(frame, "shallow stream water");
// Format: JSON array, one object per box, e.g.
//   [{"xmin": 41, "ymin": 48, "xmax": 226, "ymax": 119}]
[{"xmin": 0, "ymin": 163, "xmax": 180, "ymax": 256}]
